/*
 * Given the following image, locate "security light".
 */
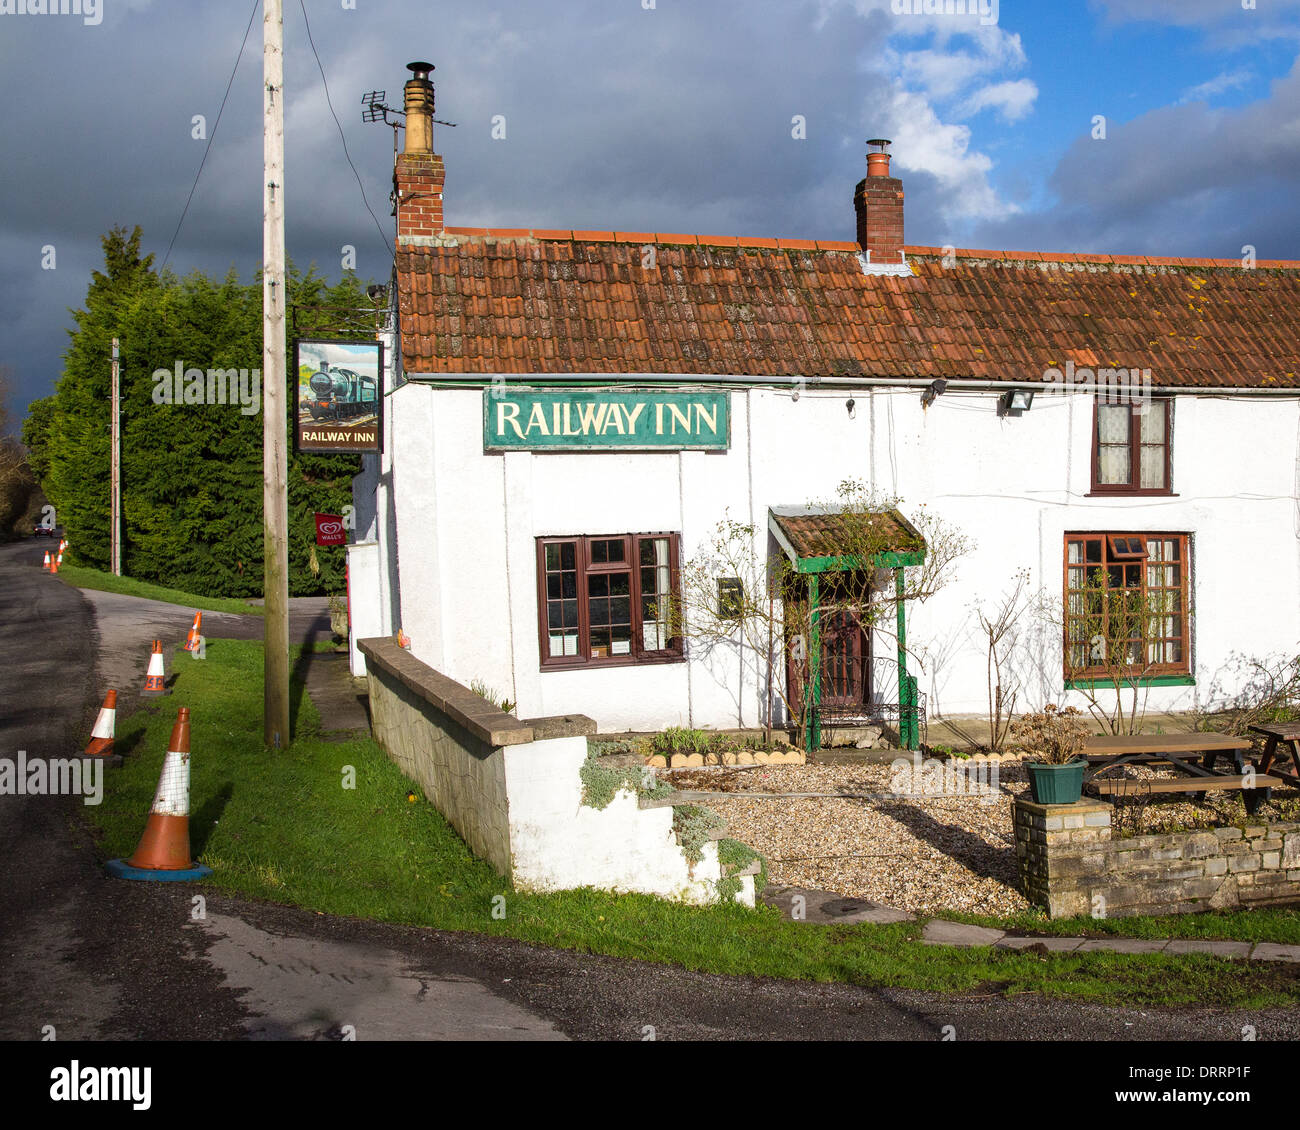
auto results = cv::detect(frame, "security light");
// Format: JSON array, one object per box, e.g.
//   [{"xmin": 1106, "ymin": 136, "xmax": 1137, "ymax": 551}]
[
  {"xmin": 846, "ymin": 397, "xmax": 856, "ymax": 418},
  {"xmin": 920, "ymin": 378, "xmax": 947, "ymax": 409},
  {"xmin": 997, "ymin": 388, "xmax": 1035, "ymax": 417}
]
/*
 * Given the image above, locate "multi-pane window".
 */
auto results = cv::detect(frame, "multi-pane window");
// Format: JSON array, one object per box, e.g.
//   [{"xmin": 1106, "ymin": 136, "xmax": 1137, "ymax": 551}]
[
  {"xmin": 1064, "ymin": 533, "xmax": 1190, "ymax": 678},
  {"xmin": 537, "ymin": 534, "xmax": 681, "ymax": 667},
  {"xmin": 1092, "ymin": 398, "xmax": 1171, "ymax": 493}
]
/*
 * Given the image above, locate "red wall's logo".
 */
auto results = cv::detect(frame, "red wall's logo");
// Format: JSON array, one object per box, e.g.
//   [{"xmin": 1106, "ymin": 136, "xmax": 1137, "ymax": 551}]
[{"xmin": 315, "ymin": 515, "xmax": 346, "ymax": 546}]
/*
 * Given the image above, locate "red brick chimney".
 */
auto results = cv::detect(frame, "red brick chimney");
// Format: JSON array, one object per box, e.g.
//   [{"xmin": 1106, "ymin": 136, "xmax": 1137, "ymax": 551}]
[
  {"xmin": 855, "ymin": 139, "xmax": 904, "ymax": 266},
  {"xmin": 394, "ymin": 62, "xmax": 444, "ymax": 243}
]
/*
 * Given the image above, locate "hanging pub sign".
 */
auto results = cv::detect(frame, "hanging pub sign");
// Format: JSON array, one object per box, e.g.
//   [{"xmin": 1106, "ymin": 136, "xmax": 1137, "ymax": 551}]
[
  {"xmin": 294, "ymin": 338, "xmax": 383, "ymax": 453},
  {"xmin": 483, "ymin": 389, "xmax": 730, "ymax": 452}
]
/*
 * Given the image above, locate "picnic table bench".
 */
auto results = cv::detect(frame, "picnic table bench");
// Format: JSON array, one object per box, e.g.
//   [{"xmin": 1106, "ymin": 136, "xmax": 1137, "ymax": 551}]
[
  {"xmin": 1249, "ymin": 723, "xmax": 1300, "ymax": 792},
  {"xmin": 1083, "ymin": 733, "xmax": 1283, "ymax": 814}
]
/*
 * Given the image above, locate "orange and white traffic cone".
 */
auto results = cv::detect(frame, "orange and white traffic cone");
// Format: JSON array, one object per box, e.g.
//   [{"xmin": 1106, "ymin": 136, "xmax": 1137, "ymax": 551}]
[
  {"xmin": 106, "ymin": 708, "xmax": 211, "ymax": 881},
  {"xmin": 49, "ymin": 552, "xmax": 59, "ymax": 575},
  {"xmin": 141, "ymin": 639, "xmax": 171, "ymax": 697},
  {"xmin": 182, "ymin": 611, "xmax": 202, "ymax": 653},
  {"xmin": 81, "ymin": 689, "xmax": 121, "ymax": 766},
  {"xmin": 42, "ymin": 551, "xmax": 51, "ymax": 573}
]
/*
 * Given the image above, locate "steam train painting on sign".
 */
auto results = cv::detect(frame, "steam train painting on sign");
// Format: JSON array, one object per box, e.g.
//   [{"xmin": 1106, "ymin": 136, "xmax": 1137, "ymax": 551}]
[
  {"xmin": 293, "ymin": 338, "xmax": 383, "ymax": 454},
  {"xmin": 307, "ymin": 365, "xmax": 377, "ymax": 421}
]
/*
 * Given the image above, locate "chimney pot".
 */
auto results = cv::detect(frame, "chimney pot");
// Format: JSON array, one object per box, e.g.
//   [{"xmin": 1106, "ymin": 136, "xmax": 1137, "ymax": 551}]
[
  {"xmin": 395, "ymin": 60, "xmax": 445, "ymax": 244},
  {"xmin": 855, "ymin": 140, "xmax": 904, "ymax": 264}
]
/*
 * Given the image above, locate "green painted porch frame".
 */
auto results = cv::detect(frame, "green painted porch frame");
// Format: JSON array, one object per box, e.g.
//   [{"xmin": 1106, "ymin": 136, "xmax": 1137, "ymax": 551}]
[{"xmin": 768, "ymin": 519, "xmax": 925, "ymax": 753}]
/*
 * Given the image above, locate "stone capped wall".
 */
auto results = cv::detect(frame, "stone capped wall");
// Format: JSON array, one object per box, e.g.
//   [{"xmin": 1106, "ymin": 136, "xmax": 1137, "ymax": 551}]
[
  {"xmin": 1015, "ymin": 797, "xmax": 1300, "ymax": 918},
  {"xmin": 359, "ymin": 637, "xmax": 755, "ymax": 906}
]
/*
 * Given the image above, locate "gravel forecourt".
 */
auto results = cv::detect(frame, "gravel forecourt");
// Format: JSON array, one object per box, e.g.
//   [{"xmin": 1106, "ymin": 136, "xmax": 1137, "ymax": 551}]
[{"xmin": 686, "ymin": 756, "xmax": 1300, "ymax": 917}]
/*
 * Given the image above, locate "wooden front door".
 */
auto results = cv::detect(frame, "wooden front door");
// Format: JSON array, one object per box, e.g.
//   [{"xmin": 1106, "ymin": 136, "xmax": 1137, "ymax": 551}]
[
  {"xmin": 819, "ymin": 609, "xmax": 869, "ymax": 709},
  {"xmin": 785, "ymin": 603, "xmax": 872, "ymax": 715}
]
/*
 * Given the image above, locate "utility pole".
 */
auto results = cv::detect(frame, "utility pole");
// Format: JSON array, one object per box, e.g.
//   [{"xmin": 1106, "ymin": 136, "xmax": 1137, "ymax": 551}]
[
  {"xmin": 262, "ymin": 0, "xmax": 290, "ymax": 749},
  {"xmin": 110, "ymin": 337, "xmax": 121, "ymax": 576}
]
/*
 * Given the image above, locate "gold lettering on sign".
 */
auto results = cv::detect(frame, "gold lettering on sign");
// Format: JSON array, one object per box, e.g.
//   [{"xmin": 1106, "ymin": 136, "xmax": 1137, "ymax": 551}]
[
  {"xmin": 526, "ymin": 402, "xmax": 549, "ymax": 436},
  {"xmin": 667, "ymin": 403, "xmax": 692, "ymax": 434},
  {"xmin": 576, "ymin": 402, "xmax": 607, "ymax": 433},
  {"xmin": 694, "ymin": 402, "xmax": 718, "ymax": 433},
  {"xmin": 497, "ymin": 402, "xmax": 525, "ymax": 439},
  {"xmin": 622, "ymin": 403, "xmax": 646, "ymax": 431}
]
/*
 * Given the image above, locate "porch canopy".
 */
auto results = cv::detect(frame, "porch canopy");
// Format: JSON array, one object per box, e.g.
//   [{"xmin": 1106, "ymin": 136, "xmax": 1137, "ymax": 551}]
[{"xmin": 768, "ymin": 506, "xmax": 926, "ymax": 751}]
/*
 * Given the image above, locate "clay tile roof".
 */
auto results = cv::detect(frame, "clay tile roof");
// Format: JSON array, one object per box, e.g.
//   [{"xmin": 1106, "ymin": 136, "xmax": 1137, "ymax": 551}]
[
  {"xmin": 395, "ymin": 234, "xmax": 1300, "ymax": 387},
  {"xmin": 770, "ymin": 507, "xmax": 924, "ymax": 563}
]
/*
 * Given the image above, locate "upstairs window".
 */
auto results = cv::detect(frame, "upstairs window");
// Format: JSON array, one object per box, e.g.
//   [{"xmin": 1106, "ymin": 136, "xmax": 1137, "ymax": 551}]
[
  {"xmin": 1091, "ymin": 398, "xmax": 1171, "ymax": 494},
  {"xmin": 536, "ymin": 533, "xmax": 682, "ymax": 668}
]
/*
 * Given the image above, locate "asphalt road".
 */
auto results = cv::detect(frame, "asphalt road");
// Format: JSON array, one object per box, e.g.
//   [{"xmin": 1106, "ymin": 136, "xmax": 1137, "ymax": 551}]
[{"xmin": 4, "ymin": 537, "xmax": 1300, "ymax": 1042}]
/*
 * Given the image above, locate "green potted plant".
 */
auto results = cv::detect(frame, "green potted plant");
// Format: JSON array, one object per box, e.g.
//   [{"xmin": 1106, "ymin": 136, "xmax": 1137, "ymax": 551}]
[{"xmin": 1011, "ymin": 704, "xmax": 1091, "ymax": 804}]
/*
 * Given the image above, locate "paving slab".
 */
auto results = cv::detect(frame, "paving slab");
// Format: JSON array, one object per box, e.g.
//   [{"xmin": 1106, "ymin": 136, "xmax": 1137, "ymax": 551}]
[
  {"xmin": 761, "ymin": 886, "xmax": 914, "ymax": 925},
  {"xmin": 297, "ymin": 650, "xmax": 371, "ymax": 738},
  {"xmin": 1250, "ymin": 943, "xmax": 1300, "ymax": 962},
  {"xmin": 1076, "ymin": 938, "xmax": 1171, "ymax": 954},
  {"xmin": 995, "ymin": 936, "xmax": 1086, "ymax": 953},
  {"xmin": 1164, "ymin": 940, "xmax": 1254, "ymax": 959},
  {"xmin": 921, "ymin": 920, "xmax": 1006, "ymax": 947}
]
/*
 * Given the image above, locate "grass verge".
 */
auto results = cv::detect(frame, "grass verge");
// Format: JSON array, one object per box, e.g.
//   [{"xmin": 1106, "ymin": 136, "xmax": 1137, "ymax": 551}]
[
  {"xmin": 55, "ymin": 564, "xmax": 264, "ymax": 616},
  {"xmin": 939, "ymin": 906, "xmax": 1300, "ymax": 945},
  {"xmin": 87, "ymin": 638, "xmax": 1300, "ymax": 1009}
]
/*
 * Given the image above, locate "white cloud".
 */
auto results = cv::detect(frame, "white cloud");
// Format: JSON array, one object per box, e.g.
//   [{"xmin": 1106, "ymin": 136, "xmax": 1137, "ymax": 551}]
[
  {"xmin": 1091, "ymin": 0, "xmax": 1300, "ymax": 44},
  {"xmin": 886, "ymin": 88, "xmax": 1013, "ymax": 223},
  {"xmin": 1179, "ymin": 69, "xmax": 1254, "ymax": 104},
  {"xmin": 959, "ymin": 78, "xmax": 1038, "ymax": 121}
]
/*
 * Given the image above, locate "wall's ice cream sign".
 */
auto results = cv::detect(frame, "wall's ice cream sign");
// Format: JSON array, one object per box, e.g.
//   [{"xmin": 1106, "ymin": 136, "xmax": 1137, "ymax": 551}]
[{"xmin": 484, "ymin": 390, "xmax": 730, "ymax": 451}]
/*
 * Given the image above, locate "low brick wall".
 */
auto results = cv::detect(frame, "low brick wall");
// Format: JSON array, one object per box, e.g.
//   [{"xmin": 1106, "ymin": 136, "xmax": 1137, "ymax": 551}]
[
  {"xmin": 358, "ymin": 637, "xmax": 755, "ymax": 905},
  {"xmin": 1015, "ymin": 797, "xmax": 1300, "ymax": 918}
]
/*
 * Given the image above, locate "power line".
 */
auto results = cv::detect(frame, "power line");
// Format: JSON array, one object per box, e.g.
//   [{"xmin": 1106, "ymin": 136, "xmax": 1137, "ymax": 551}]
[
  {"xmin": 160, "ymin": 0, "xmax": 260, "ymax": 273},
  {"xmin": 297, "ymin": 0, "xmax": 394, "ymax": 266}
]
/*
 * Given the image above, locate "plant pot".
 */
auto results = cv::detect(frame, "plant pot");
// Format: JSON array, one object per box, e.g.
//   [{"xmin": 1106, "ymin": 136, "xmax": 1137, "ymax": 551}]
[{"xmin": 1025, "ymin": 758, "xmax": 1086, "ymax": 805}]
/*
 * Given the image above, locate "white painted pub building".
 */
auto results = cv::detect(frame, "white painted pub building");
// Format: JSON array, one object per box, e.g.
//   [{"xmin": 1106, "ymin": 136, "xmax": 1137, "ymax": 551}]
[{"xmin": 348, "ymin": 64, "xmax": 1300, "ymax": 747}]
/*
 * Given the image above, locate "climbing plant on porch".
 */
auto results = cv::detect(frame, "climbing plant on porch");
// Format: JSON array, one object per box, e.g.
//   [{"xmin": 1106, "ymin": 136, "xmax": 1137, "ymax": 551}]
[{"xmin": 674, "ymin": 479, "xmax": 971, "ymax": 752}]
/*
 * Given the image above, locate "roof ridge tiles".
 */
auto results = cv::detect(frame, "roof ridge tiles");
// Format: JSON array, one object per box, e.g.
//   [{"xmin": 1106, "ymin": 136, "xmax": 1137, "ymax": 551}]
[{"xmin": 428, "ymin": 228, "xmax": 1300, "ymax": 269}]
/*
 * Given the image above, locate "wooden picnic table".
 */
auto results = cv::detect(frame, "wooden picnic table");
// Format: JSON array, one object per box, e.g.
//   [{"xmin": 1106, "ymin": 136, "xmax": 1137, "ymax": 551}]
[
  {"xmin": 1082, "ymin": 733, "xmax": 1282, "ymax": 813},
  {"xmin": 1249, "ymin": 723, "xmax": 1300, "ymax": 790}
]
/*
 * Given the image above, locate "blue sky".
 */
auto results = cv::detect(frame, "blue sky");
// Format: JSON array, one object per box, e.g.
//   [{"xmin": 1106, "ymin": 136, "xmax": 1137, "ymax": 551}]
[{"xmin": 1, "ymin": 0, "xmax": 1298, "ymax": 421}]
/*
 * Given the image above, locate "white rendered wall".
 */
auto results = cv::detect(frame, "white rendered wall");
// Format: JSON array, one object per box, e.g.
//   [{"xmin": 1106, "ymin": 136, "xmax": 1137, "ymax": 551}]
[
  {"xmin": 502, "ymin": 738, "xmax": 750, "ymax": 905},
  {"xmin": 373, "ymin": 383, "xmax": 1300, "ymax": 730}
]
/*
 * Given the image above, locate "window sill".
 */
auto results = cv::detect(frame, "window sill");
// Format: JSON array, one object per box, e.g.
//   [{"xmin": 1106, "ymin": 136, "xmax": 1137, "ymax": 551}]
[
  {"xmin": 540, "ymin": 653, "xmax": 686, "ymax": 672},
  {"xmin": 1084, "ymin": 490, "xmax": 1178, "ymax": 498},
  {"xmin": 1064, "ymin": 674, "xmax": 1195, "ymax": 689}
]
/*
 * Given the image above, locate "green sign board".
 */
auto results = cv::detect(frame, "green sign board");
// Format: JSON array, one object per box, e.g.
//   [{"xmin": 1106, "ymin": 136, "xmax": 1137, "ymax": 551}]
[{"xmin": 483, "ymin": 390, "xmax": 730, "ymax": 451}]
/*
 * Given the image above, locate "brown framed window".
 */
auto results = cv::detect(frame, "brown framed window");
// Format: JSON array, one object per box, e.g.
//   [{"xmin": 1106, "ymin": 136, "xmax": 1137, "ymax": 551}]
[
  {"xmin": 1063, "ymin": 533, "xmax": 1190, "ymax": 678},
  {"xmin": 536, "ymin": 533, "xmax": 683, "ymax": 668},
  {"xmin": 1091, "ymin": 398, "xmax": 1172, "ymax": 494}
]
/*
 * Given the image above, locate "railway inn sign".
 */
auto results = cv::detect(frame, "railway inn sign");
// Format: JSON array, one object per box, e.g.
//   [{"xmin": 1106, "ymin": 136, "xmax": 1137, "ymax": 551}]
[
  {"xmin": 294, "ymin": 338, "xmax": 383, "ymax": 454},
  {"xmin": 483, "ymin": 389, "xmax": 731, "ymax": 452}
]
